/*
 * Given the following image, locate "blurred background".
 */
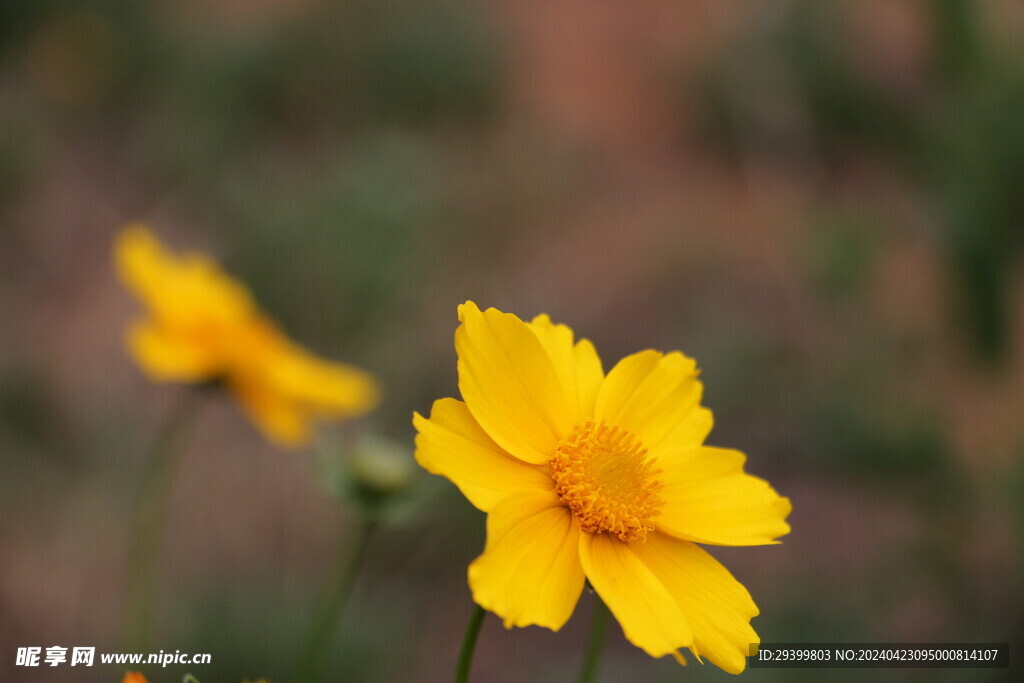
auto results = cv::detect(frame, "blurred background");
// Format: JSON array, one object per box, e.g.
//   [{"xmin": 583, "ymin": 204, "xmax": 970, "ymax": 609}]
[{"xmin": 2, "ymin": 0, "xmax": 1023, "ymax": 681}]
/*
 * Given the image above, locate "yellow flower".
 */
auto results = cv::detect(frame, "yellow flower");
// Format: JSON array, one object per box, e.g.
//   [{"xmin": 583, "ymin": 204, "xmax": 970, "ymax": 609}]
[
  {"xmin": 115, "ymin": 224, "xmax": 380, "ymax": 447},
  {"xmin": 413, "ymin": 302, "xmax": 791, "ymax": 674}
]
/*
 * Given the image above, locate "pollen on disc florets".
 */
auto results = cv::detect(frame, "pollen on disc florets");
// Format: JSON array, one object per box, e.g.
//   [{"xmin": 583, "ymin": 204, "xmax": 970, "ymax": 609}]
[{"xmin": 549, "ymin": 419, "xmax": 665, "ymax": 543}]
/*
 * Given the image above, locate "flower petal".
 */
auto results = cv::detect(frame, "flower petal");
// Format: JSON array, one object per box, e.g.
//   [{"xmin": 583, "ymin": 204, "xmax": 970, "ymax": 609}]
[
  {"xmin": 126, "ymin": 322, "xmax": 218, "ymax": 381},
  {"xmin": 578, "ymin": 532, "xmax": 692, "ymax": 658},
  {"xmin": 528, "ymin": 314, "xmax": 604, "ymax": 419},
  {"xmin": 456, "ymin": 302, "xmax": 573, "ymax": 464},
  {"xmin": 230, "ymin": 380, "xmax": 310, "ymax": 447},
  {"xmin": 594, "ymin": 350, "xmax": 703, "ymax": 456},
  {"xmin": 670, "ymin": 405, "xmax": 714, "ymax": 449},
  {"xmin": 115, "ymin": 224, "xmax": 254, "ymax": 326},
  {"xmin": 115, "ymin": 224, "xmax": 180, "ymax": 314},
  {"xmin": 266, "ymin": 343, "xmax": 380, "ymax": 418},
  {"xmin": 573, "ymin": 339, "xmax": 604, "ymax": 417},
  {"xmin": 657, "ymin": 447, "xmax": 791, "ymax": 546},
  {"xmin": 413, "ymin": 398, "xmax": 553, "ymax": 512},
  {"xmin": 468, "ymin": 492, "xmax": 584, "ymax": 630},
  {"xmin": 632, "ymin": 533, "xmax": 760, "ymax": 674}
]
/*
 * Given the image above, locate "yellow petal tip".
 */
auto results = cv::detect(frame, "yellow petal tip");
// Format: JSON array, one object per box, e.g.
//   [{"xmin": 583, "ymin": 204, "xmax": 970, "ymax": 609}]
[{"xmin": 457, "ymin": 300, "xmax": 481, "ymax": 322}]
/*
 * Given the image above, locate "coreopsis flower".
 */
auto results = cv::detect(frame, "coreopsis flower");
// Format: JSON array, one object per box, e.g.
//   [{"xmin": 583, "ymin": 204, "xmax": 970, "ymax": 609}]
[
  {"xmin": 115, "ymin": 224, "xmax": 379, "ymax": 447},
  {"xmin": 413, "ymin": 302, "xmax": 791, "ymax": 674}
]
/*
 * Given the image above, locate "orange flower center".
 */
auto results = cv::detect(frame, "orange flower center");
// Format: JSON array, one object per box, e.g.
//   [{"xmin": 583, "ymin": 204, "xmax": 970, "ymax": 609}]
[{"xmin": 550, "ymin": 419, "xmax": 664, "ymax": 543}]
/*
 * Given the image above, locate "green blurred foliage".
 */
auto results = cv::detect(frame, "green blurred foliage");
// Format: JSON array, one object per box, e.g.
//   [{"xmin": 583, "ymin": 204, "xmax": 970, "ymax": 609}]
[
  {"xmin": 216, "ymin": 135, "xmax": 441, "ymax": 347},
  {"xmin": 0, "ymin": 112, "xmax": 41, "ymax": 218},
  {"xmin": 0, "ymin": 0, "xmax": 51, "ymax": 58},
  {"xmin": 780, "ymin": 3, "xmax": 920, "ymax": 162},
  {"xmin": 699, "ymin": 0, "xmax": 1024, "ymax": 364},
  {"xmin": 168, "ymin": 579, "xmax": 413, "ymax": 683},
  {"xmin": 0, "ymin": 371, "xmax": 54, "ymax": 449},
  {"xmin": 124, "ymin": 0, "xmax": 500, "ymax": 184},
  {"xmin": 809, "ymin": 396, "xmax": 961, "ymax": 503},
  {"xmin": 346, "ymin": 1, "xmax": 502, "ymax": 124},
  {"xmin": 803, "ymin": 207, "xmax": 881, "ymax": 302}
]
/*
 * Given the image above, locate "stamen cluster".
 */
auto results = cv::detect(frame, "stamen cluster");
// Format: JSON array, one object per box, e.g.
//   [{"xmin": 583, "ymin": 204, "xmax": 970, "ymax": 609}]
[{"xmin": 550, "ymin": 419, "xmax": 664, "ymax": 543}]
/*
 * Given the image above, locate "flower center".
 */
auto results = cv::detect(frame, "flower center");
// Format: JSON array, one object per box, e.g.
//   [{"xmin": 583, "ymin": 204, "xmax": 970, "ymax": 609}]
[{"xmin": 550, "ymin": 419, "xmax": 664, "ymax": 543}]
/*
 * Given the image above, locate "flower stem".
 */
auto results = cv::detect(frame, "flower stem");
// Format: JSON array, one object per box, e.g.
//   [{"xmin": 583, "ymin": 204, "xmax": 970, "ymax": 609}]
[
  {"xmin": 453, "ymin": 604, "xmax": 486, "ymax": 683},
  {"xmin": 295, "ymin": 515, "xmax": 377, "ymax": 683},
  {"xmin": 577, "ymin": 595, "xmax": 610, "ymax": 683},
  {"xmin": 124, "ymin": 388, "xmax": 204, "ymax": 652}
]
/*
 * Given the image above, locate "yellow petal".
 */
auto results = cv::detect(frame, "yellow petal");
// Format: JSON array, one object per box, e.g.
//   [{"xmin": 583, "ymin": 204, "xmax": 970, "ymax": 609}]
[
  {"xmin": 672, "ymin": 405, "xmax": 714, "ymax": 447},
  {"xmin": 573, "ymin": 339, "xmax": 604, "ymax": 417},
  {"xmin": 126, "ymin": 321, "xmax": 218, "ymax": 381},
  {"xmin": 594, "ymin": 350, "xmax": 703, "ymax": 456},
  {"xmin": 657, "ymin": 447, "xmax": 791, "ymax": 546},
  {"xmin": 230, "ymin": 380, "xmax": 310, "ymax": 447},
  {"xmin": 115, "ymin": 223, "xmax": 175, "ymax": 311},
  {"xmin": 413, "ymin": 398, "xmax": 553, "ymax": 512},
  {"xmin": 468, "ymin": 492, "xmax": 584, "ymax": 630},
  {"xmin": 528, "ymin": 314, "xmax": 604, "ymax": 419},
  {"xmin": 632, "ymin": 533, "xmax": 760, "ymax": 674},
  {"xmin": 456, "ymin": 302, "xmax": 573, "ymax": 465},
  {"xmin": 115, "ymin": 223, "xmax": 254, "ymax": 327},
  {"xmin": 266, "ymin": 342, "xmax": 380, "ymax": 418},
  {"xmin": 578, "ymin": 532, "xmax": 691, "ymax": 658}
]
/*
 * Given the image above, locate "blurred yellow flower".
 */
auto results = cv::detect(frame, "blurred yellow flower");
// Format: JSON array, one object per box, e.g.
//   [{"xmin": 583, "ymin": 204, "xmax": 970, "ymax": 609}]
[
  {"xmin": 414, "ymin": 302, "xmax": 791, "ymax": 674},
  {"xmin": 115, "ymin": 224, "xmax": 380, "ymax": 447}
]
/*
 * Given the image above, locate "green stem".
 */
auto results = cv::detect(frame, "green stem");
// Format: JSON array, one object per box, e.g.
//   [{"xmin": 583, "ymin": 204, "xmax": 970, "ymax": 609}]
[
  {"xmin": 124, "ymin": 388, "xmax": 204, "ymax": 652},
  {"xmin": 577, "ymin": 596, "xmax": 609, "ymax": 683},
  {"xmin": 295, "ymin": 515, "xmax": 377, "ymax": 683},
  {"xmin": 453, "ymin": 604, "xmax": 486, "ymax": 683}
]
